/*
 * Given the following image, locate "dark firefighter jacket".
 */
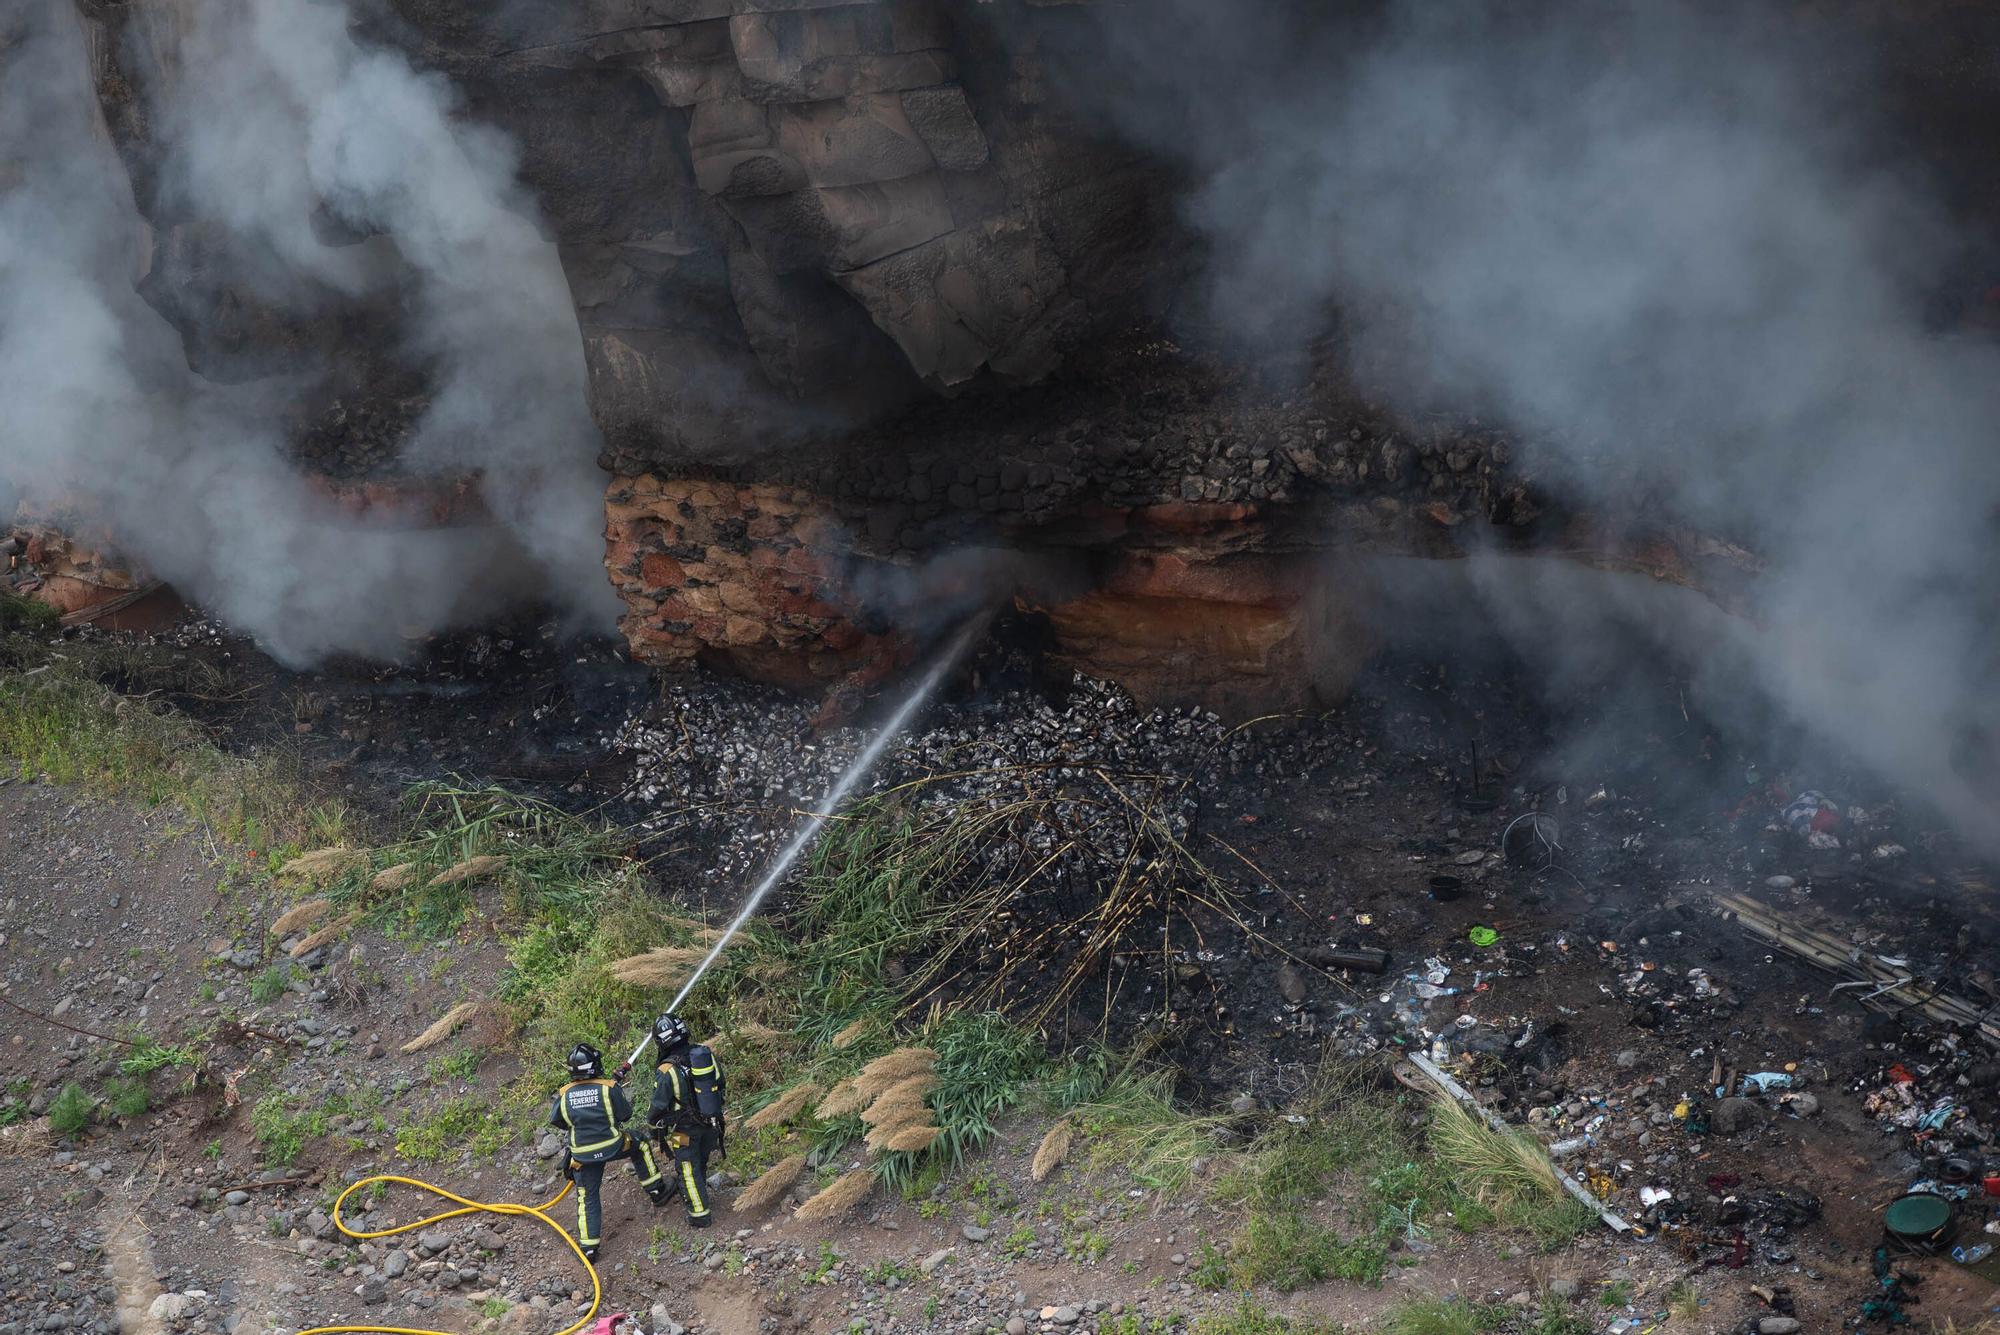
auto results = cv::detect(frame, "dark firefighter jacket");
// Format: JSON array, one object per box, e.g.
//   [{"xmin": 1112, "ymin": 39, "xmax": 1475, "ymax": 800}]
[
  {"xmin": 648, "ymin": 1044, "xmax": 725, "ymax": 1131},
  {"xmin": 547, "ymin": 1078, "xmax": 634, "ymax": 1164}
]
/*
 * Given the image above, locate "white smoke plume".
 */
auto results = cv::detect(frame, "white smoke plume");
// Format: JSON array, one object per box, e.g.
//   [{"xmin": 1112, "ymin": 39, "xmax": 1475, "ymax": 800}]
[
  {"xmin": 0, "ymin": 0, "xmax": 617, "ymax": 664},
  {"xmin": 1061, "ymin": 1, "xmax": 2000, "ymax": 838}
]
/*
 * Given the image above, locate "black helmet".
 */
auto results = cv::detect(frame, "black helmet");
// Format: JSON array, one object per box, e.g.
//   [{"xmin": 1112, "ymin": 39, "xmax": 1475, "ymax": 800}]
[
  {"xmin": 652, "ymin": 1013, "xmax": 690, "ymax": 1054},
  {"xmin": 566, "ymin": 1042, "xmax": 604, "ymax": 1080}
]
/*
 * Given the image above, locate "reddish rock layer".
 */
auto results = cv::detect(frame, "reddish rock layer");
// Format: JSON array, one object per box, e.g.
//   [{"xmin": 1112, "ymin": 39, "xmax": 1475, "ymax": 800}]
[{"xmin": 604, "ymin": 474, "xmax": 909, "ymax": 690}]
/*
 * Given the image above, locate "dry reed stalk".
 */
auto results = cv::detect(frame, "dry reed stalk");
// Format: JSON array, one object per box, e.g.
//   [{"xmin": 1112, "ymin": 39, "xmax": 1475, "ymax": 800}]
[
  {"xmin": 733, "ymin": 1154, "xmax": 807, "ymax": 1213},
  {"xmin": 793, "ymin": 1168, "xmax": 875, "ymax": 1221},
  {"xmin": 276, "ymin": 848, "xmax": 365, "ymax": 885},
  {"xmin": 270, "ymin": 898, "xmax": 332, "ymax": 937},
  {"xmin": 744, "ymin": 1084, "xmax": 820, "ymax": 1133},
  {"xmin": 863, "ymin": 1103, "xmax": 935, "ymax": 1153},
  {"xmin": 830, "ymin": 1019, "xmax": 869, "ymax": 1049},
  {"xmin": 735, "ymin": 1022, "xmax": 783, "ymax": 1046},
  {"xmin": 860, "ymin": 1074, "xmax": 937, "ymax": 1123},
  {"xmin": 815, "ymin": 1078, "xmax": 869, "ymax": 1121},
  {"xmin": 429, "ymin": 855, "xmax": 507, "ymax": 888},
  {"xmin": 883, "ymin": 1124, "xmax": 941, "ymax": 1154},
  {"xmin": 851, "ymin": 1048, "xmax": 936, "ymax": 1102},
  {"xmin": 370, "ymin": 862, "xmax": 417, "ymax": 894},
  {"xmin": 606, "ymin": 946, "xmax": 706, "ymax": 989},
  {"xmin": 400, "ymin": 1001, "xmax": 479, "ymax": 1054},
  {"xmin": 1031, "ymin": 1121, "xmax": 1073, "ymax": 1182},
  {"xmin": 289, "ymin": 912, "xmax": 359, "ymax": 958}
]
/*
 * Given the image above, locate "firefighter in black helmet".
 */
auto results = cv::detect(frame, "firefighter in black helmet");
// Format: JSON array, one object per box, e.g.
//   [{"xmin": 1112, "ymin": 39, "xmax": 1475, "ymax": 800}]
[
  {"xmin": 548, "ymin": 1042, "xmax": 667, "ymax": 1260},
  {"xmin": 645, "ymin": 1013, "xmax": 725, "ymax": 1229}
]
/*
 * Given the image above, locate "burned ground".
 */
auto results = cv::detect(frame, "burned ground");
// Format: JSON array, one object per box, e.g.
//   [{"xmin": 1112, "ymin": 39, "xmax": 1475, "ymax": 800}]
[{"xmin": 2, "ymin": 612, "xmax": 1999, "ymax": 1334}]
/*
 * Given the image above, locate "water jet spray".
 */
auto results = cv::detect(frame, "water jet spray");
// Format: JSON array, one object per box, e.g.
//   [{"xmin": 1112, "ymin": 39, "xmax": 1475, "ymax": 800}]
[{"xmin": 622, "ymin": 614, "xmax": 989, "ymax": 1072}]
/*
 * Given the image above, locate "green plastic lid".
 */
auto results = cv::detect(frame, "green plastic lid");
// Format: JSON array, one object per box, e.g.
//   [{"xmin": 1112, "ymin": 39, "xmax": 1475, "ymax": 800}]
[{"xmin": 1884, "ymin": 1193, "xmax": 1953, "ymax": 1237}]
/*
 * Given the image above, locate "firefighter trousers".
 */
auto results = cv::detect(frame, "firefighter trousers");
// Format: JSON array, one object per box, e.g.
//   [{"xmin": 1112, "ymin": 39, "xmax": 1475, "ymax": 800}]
[
  {"xmin": 571, "ymin": 1133, "xmax": 664, "ymax": 1248},
  {"xmin": 658, "ymin": 1124, "xmax": 716, "ymax": 1227}
]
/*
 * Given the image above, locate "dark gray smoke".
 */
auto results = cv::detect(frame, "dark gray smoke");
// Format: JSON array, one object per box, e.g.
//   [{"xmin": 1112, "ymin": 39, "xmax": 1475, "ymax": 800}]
[
  {"xmin": 0, "ymin": 0, "xmax": 616, "ymax": 665},
  {"xmin": 1065, "ymin": 1, "xmax": 2000, "ymax": 838}
]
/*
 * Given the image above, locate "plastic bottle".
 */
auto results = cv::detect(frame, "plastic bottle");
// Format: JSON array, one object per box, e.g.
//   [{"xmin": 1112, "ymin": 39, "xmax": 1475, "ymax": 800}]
[{"xmin": 1952, "ymin": 1242, "xmax": 1993, "ymax": 1265}]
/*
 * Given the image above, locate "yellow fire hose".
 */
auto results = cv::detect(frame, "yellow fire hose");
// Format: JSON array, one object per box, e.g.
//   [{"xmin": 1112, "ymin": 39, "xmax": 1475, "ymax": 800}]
[{"xmin": 294, "ymin": 1173, "xmax": 604, "ymax": 1335}]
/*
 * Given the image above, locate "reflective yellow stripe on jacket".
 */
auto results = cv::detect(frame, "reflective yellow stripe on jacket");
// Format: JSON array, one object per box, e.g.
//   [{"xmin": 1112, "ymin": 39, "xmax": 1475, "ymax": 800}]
[{"xmin": 562, "ymin": 1079, "xmax": 625, "ymax": 1156}]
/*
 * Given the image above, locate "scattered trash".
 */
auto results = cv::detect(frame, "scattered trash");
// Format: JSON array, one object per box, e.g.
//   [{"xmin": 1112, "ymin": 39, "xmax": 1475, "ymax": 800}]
[
  {"xmin": 1863, "ymin": 1247, "xmax": 1920, "ymax": 1324},
  {"xmin": 1302, "ymin": 945, "xmax": 1390, "ymax": 973},
  {"xmin": 1717, "ymin": 894, "xmax": 2000, "ymax": 1050},
  {"xmin": 1427, "ymin": 874, "xmax": 1465, "ymax": 901},
  {"xmin": 1501, "ymin": 811, "xmax": 1563, "ymax": 869},
  {"xmin": 1467, "ymin": 925, "xmax": 1500, "ymax": 948},
  {"xmin": 1739, "ymin": 1072, "xmax": 1797, "ymax": 1095},
  {"xmin": 1404, "ymin": 1050, "xmax": 1631, "ymax": 1233},
  {"xmin": 1939, "ymin": 1157, "xmax": 1978, "ymax": 1185},
  {"xmin": 1779, "ymin": 790, "xmax": 1840, "ymax": 838}
]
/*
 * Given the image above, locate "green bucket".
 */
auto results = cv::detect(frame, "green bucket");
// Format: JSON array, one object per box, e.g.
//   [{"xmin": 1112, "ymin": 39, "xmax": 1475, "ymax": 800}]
[{"xmin": 1884, "ymin": 1192, "xmax": 1954, "ymax": 1249}]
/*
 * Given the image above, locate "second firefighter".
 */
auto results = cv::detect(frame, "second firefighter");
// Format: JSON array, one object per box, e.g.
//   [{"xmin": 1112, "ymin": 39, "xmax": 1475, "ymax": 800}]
[{"xmin": 646, "ymin": 1013, "xmax": 726, "ymax": 1229}]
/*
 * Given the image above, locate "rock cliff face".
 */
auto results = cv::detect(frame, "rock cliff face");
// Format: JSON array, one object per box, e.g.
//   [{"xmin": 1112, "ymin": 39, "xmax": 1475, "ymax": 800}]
[
  {"xmin": 54, "ymin": 0, "xmax": 1971, "ymax": 709},
  {"xmin": 384, "ymin": 0, "xmax": 1163, "ymax": 463}
]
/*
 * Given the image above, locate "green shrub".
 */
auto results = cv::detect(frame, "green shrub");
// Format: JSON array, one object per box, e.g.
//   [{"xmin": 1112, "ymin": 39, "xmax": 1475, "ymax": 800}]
[
  {"xmin": 1425, "ymin": 1095, "xmax": 1594, "ymax": 1249},
  {"xmin": 104, "ymin": 1077, "xmax": 150, "ymax": 1118},
  {"xmin": 1075, "ymin": 1065, "xmax": 1229, "ymax": 1194},
  {"xmin": 1231, "ymin": 1210, "xmax": 1384, "ymax": 1291},
  {"xmin": 429, "ymin": 1050, "xmax": 480, "ymax": 1084},
  {"xmin": 1042, "ymin": 1046, "xmax": 1111, "ymax": 1111},
  {"xmin": 0, "ymin": 592, "xmax": 59, "ymax": 633},
  {"xmin": 249, "ymin": 965, "xmax": 291, "ymax": 1004},
  {"xmin": 250, "ymin": 1095, "xmax": 329, "ymax": 1167},
  {"xmin": 1381, "ymin": 1297, "xmax": 1507, "ymax": 1335},
  {"xmin": 47, "ymin": 1084, "xmax": 95, "ymax": 1138},
  {"xmin": 1191, "ymin": 1242, "xmax": 1233, "ymax": 1291},
  {"xmin": 1525, "ymin": 1305, "xmax": 1592, "ymax": 1335},
  {"xmin": 503, "ymin": 876, "xmax": 702, "ymax": 1114},
  {"xmin": 1194, "ymin": 1300, "xmax": 1343, "ymax": 1335},
  {"xmin": 395, "ymin": 1095, "xmax": 514, "ymax": 1164},
  {"xmin": 925, "ymin": 1010, "xmax": 1043, "ymax": 1164},
  {"xmin": 120, "ymin": 1033, "xmax": 202, "ymax": 1077}
]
